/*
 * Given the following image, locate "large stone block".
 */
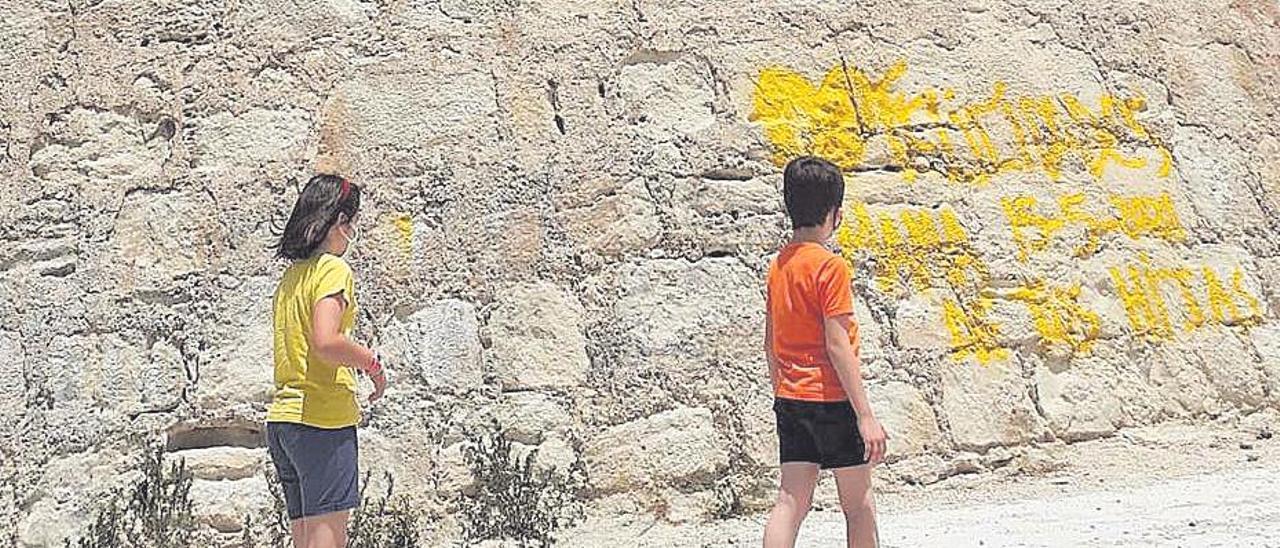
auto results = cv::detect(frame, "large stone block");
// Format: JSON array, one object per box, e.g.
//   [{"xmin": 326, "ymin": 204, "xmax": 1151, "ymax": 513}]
[
  {"xmin": 194, "ymin": 277, "xmax": 275, "ymax": 411},
  {"xmin": 339, "ymin": 66, "xmax": 498, "ymax": 149},
  {"xmin": 17, "ymin": 450, "xmax": 128, "ymax": 548},
  {"xmin": 584, "ymin": 407, "xmax": 728, "ymax": 494},
  {"xmin": 189, "ymin": 475, "xmax": 272, "ymax": 534},
  {"xmin": 557, "ymin": 179, "xmax": 662, "ymax": 258},
  {"xmin": 492, "ymin": 391, "xmax": 575, "ymax": 445},
  {"xmin": 611, "ymin": 258, "xmax": 763, "ymax": 363},
  {"xmin": 869, "ymin": 381, "xmax": 943, "ymax": 457},
  {"xmin": 617, "ymin": 58, "xmax": 715, "ymax": 140},
  {"xmin": 939, "ymin": 357, "xmax": 1044, "ymax": 451},
  {"xmin": 487, "ymin": 282, "xmax": 590, "ymax": 390},
  {"xmin": 380, "ymin": 300, "xmax": 483, "ymax": 390},
  {"xmin": 170, "ymin": 447, "xmax": 267, "ymax": 482},
  {"xmin": 110, "ymin": 189, "xmax": 229, "ymax": 293},
  {"xmin": 0, "ymin": 331, "xmax": 25, "ymax": 423},
  {"xmin": 1034, "ymin": 357, "xmax": 1126, "ymax": 441},
  {"xmin": 190, "ymin": 108, "xmax": 311, "ymax": 172},
  {"xmin": 43, "ymin": 332, "xmax": 185, "ymax": 417},
  {"xmin": 1250, "ymin": 323, "xmax": 1280, "ymax": 406}
]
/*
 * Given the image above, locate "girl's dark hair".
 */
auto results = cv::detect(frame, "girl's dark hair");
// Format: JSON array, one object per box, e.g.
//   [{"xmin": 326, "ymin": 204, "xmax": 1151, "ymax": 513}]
[{"xmin": 273, "ymin": 174, "xmax": 362, "ymax": 260}]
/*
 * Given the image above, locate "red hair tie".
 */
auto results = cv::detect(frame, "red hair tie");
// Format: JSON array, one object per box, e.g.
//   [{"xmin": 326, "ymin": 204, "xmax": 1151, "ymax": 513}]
[{"xmin": 339, "ymin": 178, "xmax": 351, "ymax": 199}]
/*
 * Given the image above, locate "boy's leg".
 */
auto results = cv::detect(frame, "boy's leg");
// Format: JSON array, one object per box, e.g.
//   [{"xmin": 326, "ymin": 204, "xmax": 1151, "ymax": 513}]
[
  {"xmin": 763, "ymin": 462, "xmax": 820, "ymax": 548},
  {"xmin": 832, "ymin": 465, "xmax": 878, "ymax": 548}
]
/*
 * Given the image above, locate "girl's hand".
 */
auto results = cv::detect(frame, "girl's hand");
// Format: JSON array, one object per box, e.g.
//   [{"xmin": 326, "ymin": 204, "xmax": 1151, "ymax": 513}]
[{"xmin": 369, "ymin": 371, "xmax": 387, "ymax": 403}]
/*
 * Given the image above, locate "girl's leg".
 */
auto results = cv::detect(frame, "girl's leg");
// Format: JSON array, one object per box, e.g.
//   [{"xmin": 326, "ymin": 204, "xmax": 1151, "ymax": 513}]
[
  {"xmin": 298, "ymin": 510, "xmax": 350, "ymax": 548},
  {"xmin": 290, "ymin": 519, "xmax": 307, "ymax": 547},
  {"xmin": 763, "ymin": 462, "xmax": 820, "ymax": 548},
  {"xmin": 832, "ymin": 465, "xmax": 878, "ymax": 548}
]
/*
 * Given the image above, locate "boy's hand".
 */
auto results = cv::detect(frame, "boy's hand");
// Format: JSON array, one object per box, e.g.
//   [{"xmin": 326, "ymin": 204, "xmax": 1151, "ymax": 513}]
[
  {"xmin": 369, "ymin": 371, "xmax": 387, "ymax": 403},
  {"xmin": 859, "ymin": 415, "xmax": 888, "ymax": 465}
]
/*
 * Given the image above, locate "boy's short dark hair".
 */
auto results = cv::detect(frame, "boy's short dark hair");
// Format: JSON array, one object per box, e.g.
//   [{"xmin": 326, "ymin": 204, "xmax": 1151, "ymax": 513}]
[{"xmin": 783, "ymin": 156, "xmax": 844, "ymax": 228}]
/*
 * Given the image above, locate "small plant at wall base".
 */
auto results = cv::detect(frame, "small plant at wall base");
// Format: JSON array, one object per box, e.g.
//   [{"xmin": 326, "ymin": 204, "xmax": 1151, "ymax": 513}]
[
  {"xmin": 460, "ymin": 424, "xmax": 586, "ymax": 547},
  {"xmin": 240, "ymin": 467, "xmax": 292, "ymax": 548},
  {"xmin": 64, "ymin": 445, "xmax": 196, "ymax": 548},
  {"xmin": 244, "ymin": 468, "xmax": 427, "ymax": 548},
  {"xmin": 347, "ymin": 471, "xmax": 427, "ymax": 548}
]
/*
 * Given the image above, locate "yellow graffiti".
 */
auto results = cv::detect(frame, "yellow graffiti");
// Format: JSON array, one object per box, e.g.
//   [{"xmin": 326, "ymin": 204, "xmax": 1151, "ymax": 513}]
[
  {"xmin": 942, "ymin": 297, "xmax": 1009, "ymax": 364},
  {"xmin": 1108, "ymin": 257, "xmax": 1263, "ymax": 338},
  {"xmin": 392, "ymin": 213, "xmax": 413, "ymax": 256},
  {"xmin": 1001, "ymin": 192, "xmax": 1185, "ymax": 260},
  {"xmin": 835, "ymin": 202, "xmax": 986, "ymax": 296},
  {"xmin": 836, "ymin": 201, "xmax": 1006, "ymax": 363},
  {"xmin": 1003, "ymin": 281, "xmax": 1102, "ymax": 353},
  {"xmin": 751, "ymin": 61, "xmax": 1172, "ymax": 184}
]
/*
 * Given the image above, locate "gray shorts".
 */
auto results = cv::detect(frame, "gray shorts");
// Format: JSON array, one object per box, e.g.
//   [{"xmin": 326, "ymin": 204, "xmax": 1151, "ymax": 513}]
[{"xmin": 266, "ymin": 422, "xmax": 360, "ymax": 520}]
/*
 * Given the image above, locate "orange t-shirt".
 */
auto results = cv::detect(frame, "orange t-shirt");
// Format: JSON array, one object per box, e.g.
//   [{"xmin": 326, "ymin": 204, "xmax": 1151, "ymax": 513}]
[{"xmin": 766, "ymin": 242, "xmax": 860, "ymax": 402}]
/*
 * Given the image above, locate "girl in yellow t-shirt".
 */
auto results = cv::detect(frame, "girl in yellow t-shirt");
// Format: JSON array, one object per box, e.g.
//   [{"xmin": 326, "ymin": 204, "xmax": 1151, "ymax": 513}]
[{"xmin": 267, "ymin": 174, "xmax": 387, "ymax": 548}]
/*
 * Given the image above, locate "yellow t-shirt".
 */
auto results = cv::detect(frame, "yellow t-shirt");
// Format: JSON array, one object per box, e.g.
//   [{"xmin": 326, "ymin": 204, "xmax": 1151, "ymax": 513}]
[{"xmin": 266, "ymin": 253, "xmax": 360, "ymax": 428}]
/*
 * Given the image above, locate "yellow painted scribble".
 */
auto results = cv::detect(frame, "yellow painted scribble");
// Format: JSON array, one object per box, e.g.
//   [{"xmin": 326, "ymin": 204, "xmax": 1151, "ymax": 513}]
[
  {"xmin": 942, "ymin": 297, "xmax": 1009, "ymax": 364},
  {"xmin": 1004, "ymin": 281, "xmax": 1102, "ymax": 353},
  {"xmin": 835, "ymin": 202, "xmax": 986, "ymax": 296},
  {"xmin": 1108, "ymin": 257, "xmax": 1263, "ymax": 338},
  {"xmin": 836, "ymin": 201, "xmax": 1006, "ymax": 363},
  {"xmin": 751, "ymin": 61, "xmax": 1172, "ymax": 184},
  {"xmin": 392, "ymin": 213, "xmax": 413, "ymax": 256},
  {"xmin": 1001, "ymin": 192, "xmax": 1185, "ymax": 260}
]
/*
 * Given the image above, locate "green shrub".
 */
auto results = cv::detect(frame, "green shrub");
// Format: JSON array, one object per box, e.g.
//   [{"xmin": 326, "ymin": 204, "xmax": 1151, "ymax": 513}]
[
  {"xmin": 243, "ymin": 467, "xmax": 427, "ymax": 548},
  {"xmin": 64, "ymin": 445, "xmax": 196, "ymax": 548},
  {"xmin": 347, "ymin": 471, "xmax": 426, "ymax": 548},
  {"xmin": 460, "ymin": 425, "xmax": 586, "ymax": 547}
]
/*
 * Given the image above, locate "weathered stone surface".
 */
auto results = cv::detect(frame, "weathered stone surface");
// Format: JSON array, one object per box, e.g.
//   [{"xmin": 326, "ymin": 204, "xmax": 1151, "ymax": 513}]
[
  {"xmin": 617, "ymin": 58, "xmax": 715, "ymax": 140},
  {"xmin": 6, "ymin": 1, "xmax": 1280, "ymax": 544},
  {"xmin": 0, "ymin": 331, "xmax": 25, "ymax": 422},
  {"xmin": 531, "ymin": 434, "xmax": 579, "ymax": 477},
  {"xmin": 190, "ymin": 108, "xmax": 311, "ymax": 172},
  {"xmin": 584, "ymin": 408, "xmax": 728, "ymax": 494},
  {"xmin": 492, "ymin": 391, "xmax": 574, "ymax": 445},
  {"xmin": 380, "ymin": 300, "xmax": 484, "ymax": 390},
  {"xmin": 869, "ymin": 381, "xmax": 944, "ymax": 457},
  {"xmin": 109, "ymin": 189, "xmax": 229, "ymax": 293},
  {"xmin": 171, "ymin": 447, "xmax": 266, "ymax": 482},
  {"xmin": 1035, "ymin": 364, "xmax": 1123, "ymax": 442},
  {"xmin": 487, "ymin": 283, "xmax": 590, "ymax": 390},
  {"xmin": 16, "ymin": 451, "xmax": 128, "ymax": 548},
  {"xmin": 43, "ymin": 332, "xmax": 185, "ymax": 417},
  {"xmin": 189, "ymin": 476, "xmax": 271, "ymax": 534},
  {"xmin": 894, "ymin": 291, "xmax": 952, "ymax": 351},
  {"xmin": 940, "ymin": 357, "xmax": 1044, "ymax": 451},
  {"xmin": 194, "ymin": 276, "xmax": 275, "ymax": 410},
  {"xmin": 437, "ymin": 442, "xmax": 476, "ymax": 496},
  {"xmin": 557, "ymin": 178, "xmax": 662, "ymax": 258},
  {"xmin": 1250, "ymin": 323, "xmax": 1280, "ymax": 406}
]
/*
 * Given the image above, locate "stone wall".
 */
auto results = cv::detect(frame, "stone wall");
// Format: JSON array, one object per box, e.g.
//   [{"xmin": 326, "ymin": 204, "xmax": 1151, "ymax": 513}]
[{"xmin": 3, "ymin": 0, "xmax": 1279, "ymax": 544}]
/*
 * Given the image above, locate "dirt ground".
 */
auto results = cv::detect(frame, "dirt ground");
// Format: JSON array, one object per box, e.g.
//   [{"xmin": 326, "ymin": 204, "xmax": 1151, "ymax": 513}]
[{"xmin": 562, "ymin": 416, "xmax": 1280, "ymax": 547}]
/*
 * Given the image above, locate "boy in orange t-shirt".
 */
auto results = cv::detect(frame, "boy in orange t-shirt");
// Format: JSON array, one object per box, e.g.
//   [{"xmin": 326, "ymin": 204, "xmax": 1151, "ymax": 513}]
[{"xmin": 763, "ymin": 156, "xmax": 887, "ymax": 548}]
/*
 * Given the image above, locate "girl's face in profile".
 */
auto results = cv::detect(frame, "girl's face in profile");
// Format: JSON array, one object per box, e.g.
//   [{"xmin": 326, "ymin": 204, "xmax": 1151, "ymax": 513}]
[{"xmin": 331, "ymin": 212, "xmax": 360, "ymax": 256}]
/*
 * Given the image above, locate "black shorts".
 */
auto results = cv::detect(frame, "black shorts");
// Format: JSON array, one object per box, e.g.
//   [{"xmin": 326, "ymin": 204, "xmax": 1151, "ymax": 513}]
[
  {"xmin": 774, "ymin": 397, "xmax": 868, "ymax": 469},
  {"xmin": 266, "ymin": 422, "xmax": 360, "ymax": 520}
]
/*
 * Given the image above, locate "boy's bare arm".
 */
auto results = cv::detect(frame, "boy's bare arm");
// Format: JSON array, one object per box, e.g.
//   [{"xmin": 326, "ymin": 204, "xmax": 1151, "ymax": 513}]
[
  {"xmin": 765, "ymin": 309, "xmax": 780, "ymax": 392},
  {"xmin": 824, "ymin": 314, "xmax": 887, "ymax": 464}
]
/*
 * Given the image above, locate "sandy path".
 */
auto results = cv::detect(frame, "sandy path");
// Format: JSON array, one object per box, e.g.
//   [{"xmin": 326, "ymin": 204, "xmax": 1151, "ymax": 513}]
[
  {"xmin": 843, "ymin": 467, "xmax": 1280, "ymax": 547},
  {"xmin": 561, "ymin": 419, "xmax": 1279, "ymax": 547}
]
